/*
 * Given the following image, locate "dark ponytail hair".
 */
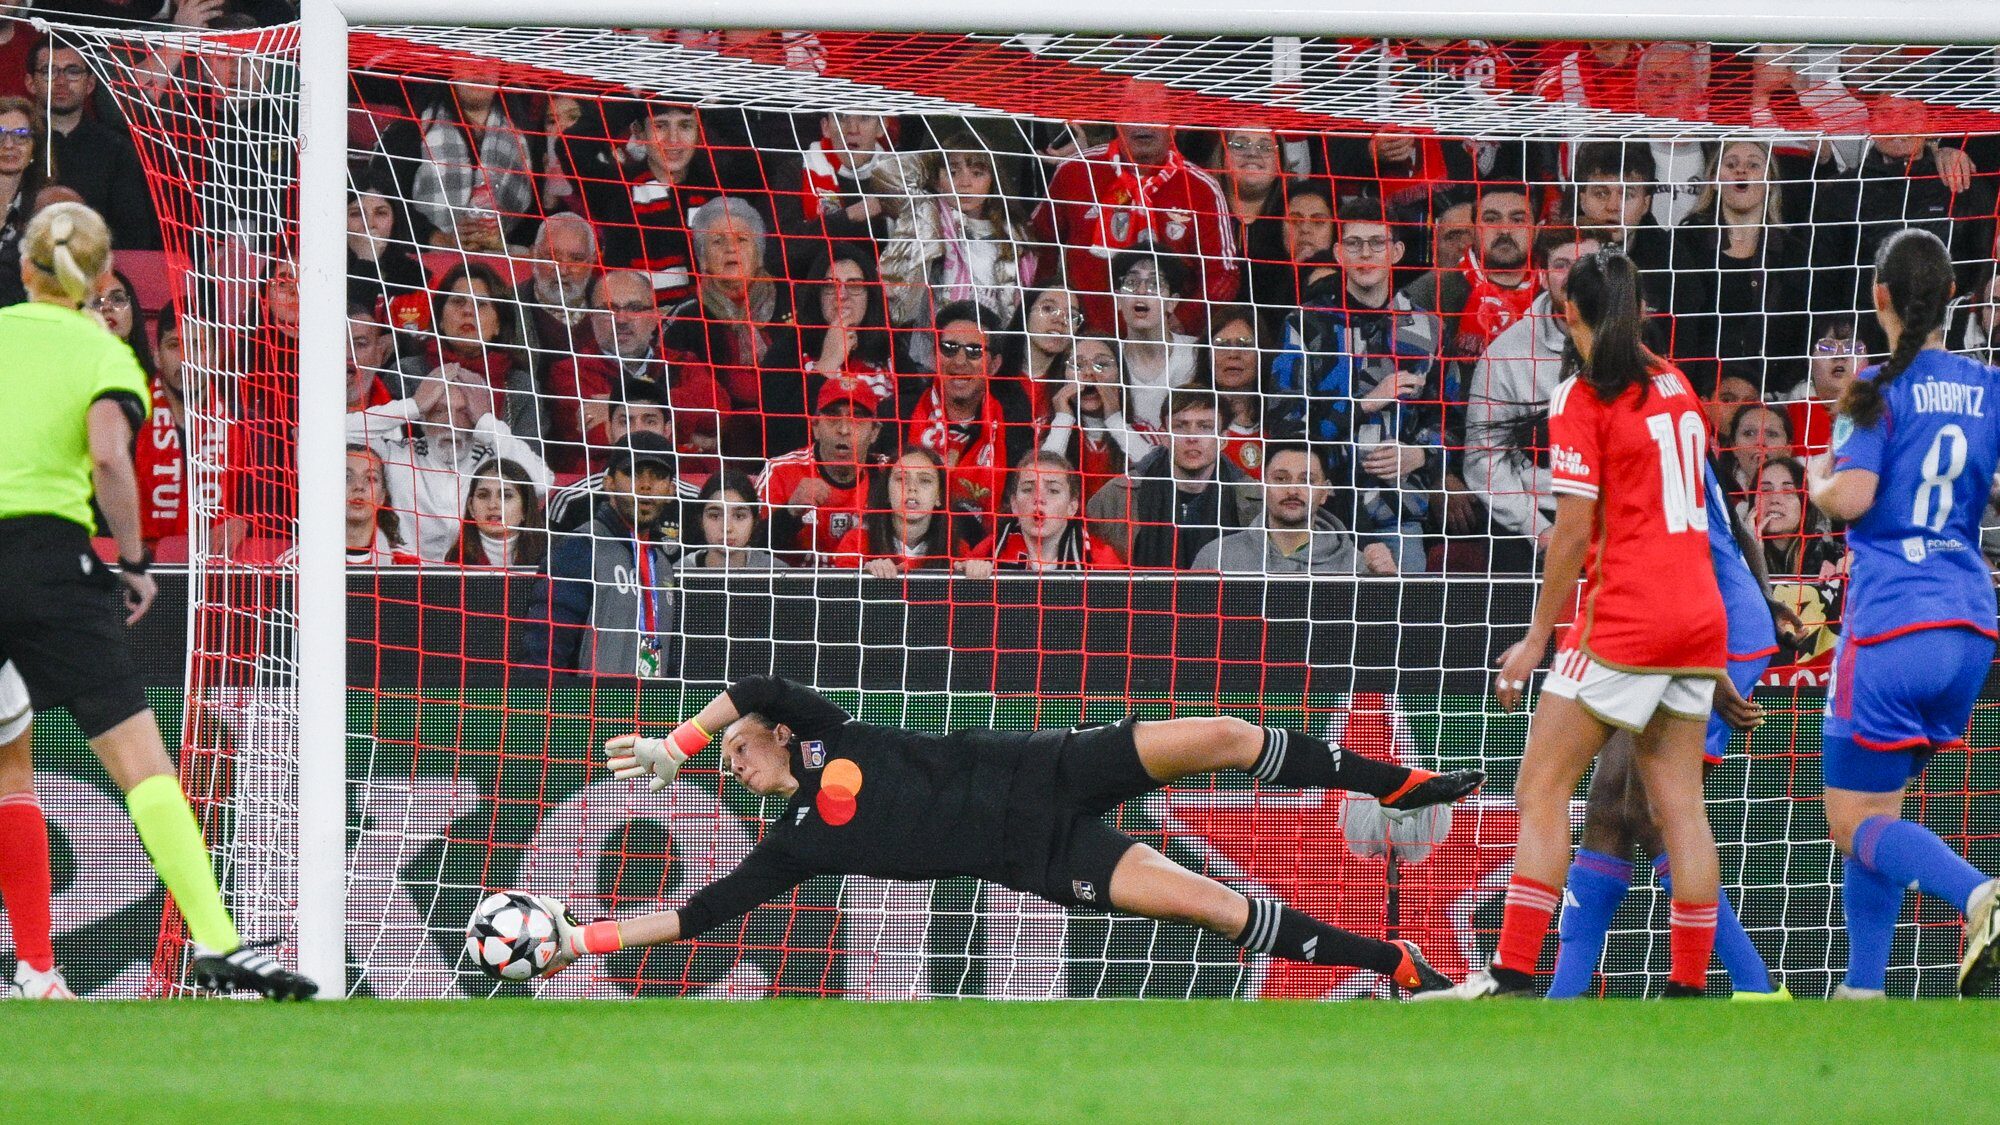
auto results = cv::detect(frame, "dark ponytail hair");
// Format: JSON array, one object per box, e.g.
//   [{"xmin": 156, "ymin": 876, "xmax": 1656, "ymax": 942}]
[
  {"xmin": 1842, "ymin": 229, "xmax": 1955, "ymax": 428},
  {"xmin": 1563, "ymin": 247, "xmax": 1658, "ymax": 402}
]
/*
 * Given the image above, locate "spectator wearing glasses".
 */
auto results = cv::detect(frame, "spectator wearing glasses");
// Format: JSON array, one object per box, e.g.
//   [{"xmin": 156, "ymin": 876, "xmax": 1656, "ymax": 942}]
[
  {"xmin": 904, "ymin": 301, "xmax": 1034, "ymax": 527},
  {"xmin": 1087, "ymin": 388, "xmax": 1260, "ymax": 569},
  {"xmin": 1781, "ymin": 313, "xmax": 1862, "ymax": 461},
  {"xmin": 1019, "ymin": 286, "xmax": 1084, "ymax": 409},
  {"xmin": 1110, "ymin": 251, "xmax": 1200, "ymax": 433},
  {"xmin": 974, "ymin": 450, "xmax": 1123, "ymax": 570},
  {"xmin": 0, "ymin": 95, "xmax": 44, "ymax": 306},
  {"xmin": 25, "ymin": 43, "xmax": 160, "ymax": 251},
  {"xmin": 545, "ymin": 270, "xmax": 726, "ymax": 475},
  {"xmin": 757, "ymin": 377, "xmax": 884, "ymax": 561},
  {"xmin": 1193, "ymin": 443, "xmax": 1360, "ymax": 575},
  {"xmin": 1042, "ymin": 334, "xmax": 1145, "ymax": 505},
  {"xmin": 797, "ymin": 243, "xmax": 895, "ymax": 409},
  {"xmin": 1211, "ymin": 128, "xmax": 1293, "ymax": 311}
]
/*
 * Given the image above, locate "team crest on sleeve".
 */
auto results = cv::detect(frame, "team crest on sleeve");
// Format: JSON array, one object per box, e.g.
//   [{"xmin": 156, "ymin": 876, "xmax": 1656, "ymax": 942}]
[
  {"xmin": 801, "ymin": 740, "xmax": 827, "ymax": 769},
  {"xmin": 1832, "ymin": 414, "xmax": 1853, "ymax": 453},
  {"xmin": 1071, "ymin": 880, "xmax": 1097, "ymax": 903}
]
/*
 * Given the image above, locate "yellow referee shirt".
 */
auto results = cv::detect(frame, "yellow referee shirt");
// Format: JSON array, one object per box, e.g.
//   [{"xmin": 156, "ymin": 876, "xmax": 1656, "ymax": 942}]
[{"xmin": 0, "ymin": 302, "xmax": 151, "ymax": 530}]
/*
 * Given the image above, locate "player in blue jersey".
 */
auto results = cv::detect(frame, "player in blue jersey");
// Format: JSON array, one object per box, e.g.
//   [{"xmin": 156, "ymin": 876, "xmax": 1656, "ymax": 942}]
[
  {"xmin": 1546, "ymin": 456, "xmax": 1793, "ymax": 999},
  {"xmin": 1808, "ymin": 228, "xmax": 2000, "ymax": 998}
]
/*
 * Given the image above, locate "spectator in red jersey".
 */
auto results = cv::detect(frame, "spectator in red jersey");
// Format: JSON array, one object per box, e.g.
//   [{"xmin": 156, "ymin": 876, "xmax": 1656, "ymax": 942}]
[
  {"xmin": 1041, "ymin": 335, "xmax": 1146, "ymax": 504},
  {"xmin": 757, "ymin": 377, "xmax": 883, "ymax": 561},
  {"xmin": 1778, "ymin": 314, "xmax": 1861, "ymax": 461},
  {"xmin": 1018, "ymin": 286, "xmax": 1084, "ymax": 403},
  {"xmin": 1110, "ymin": 251, "xmax": 1200, "ymax": 432},
  {"xmin": 445, "ymin": 457, "xmax": 549, "ymax": 571},
  {"xmin": 1460, "ymin": 227, "xmax": 1604, "ymax": 573},
  {"xmin": 346, "ymin": 185, "xmax": 424, "ymax": 309},
  {"xmin": 380, "ymin": 73, "xmax": 538, "ymax": 252},
  {"xmin": 1030, "ymin": 91, "xmax": 1238, "ymax": 335},
  {"xmin": 0, "ymin": 94, "xmax": 45, "ymax": 307},
  {"xmin": 975, "ymin": 450, "xmax": 1123, "ymax": 570},
  {"xmin": 558, "ymin": 101, "xmax": 739, "ymax": 306},
  {"xmin": 1749, "ymin": 457, "xmax": 1841, "ymax": 581},
  {"xmin": 347, "ymin": 302, "xmax": 399, "ymax": 411},
  {"xmin": 666, "ymin": 194, "xmax": 805, "ymax": 460},
  {"xmin": 831, "ymin": 447, "xmax": 990, "ymax": 577},
  {"xmin": 25, "ymin": 43, "xmax": 160, "ymax": 250},
  {"xmin": 345, "ymin": 444, "xmax": 417, "ymax": 567},
  {"xmin": 1206, "ymin": 305, "xmax": 1267, "ymax": 481},
  {"xmin": 1669, "ymin": 139, "xmax": 1812, "ymax": 394},
  {"xmin": 1210, "ymin": 127, "xmax": 1294, "ymax": 311},
  {"xmin": 1193, "ymin": 443, "xmax": 1361, "ymax": 575},
  {"xmin": 1400, "ymin": 181, "xmax": 1538, "ymax": 366},
  {"xmin": 515, "ymin": 212, "xmax": 600, "ymax": 389},
  {"xmin": 545, "ymin": 269, "xmax": 727, "ymax": 475},
  {"xmin": 904, "ymin": 300, "xmax": 1034, "ymax": 527},
  {"xmin": 1531, "ymin": 40, "xmax": 1643, "ymax": 115},
  {"xmin": 878, "ymin": 129, "xmax": 1034, "ymax": 339},
  {"xmin": 1716, "ymin": 402, "xmax": 1793, "ymax": 501},
  {"xmin": 796, "ymin": 243, "xmax": 895, "ymax": 408},
  {"xmin": 398, "ymin": 260, "xmax": 535, "ymax": 435},
  {"xmin": 1086, "ymin": 388, "xmax": 1260, "ymax": 569},
  {"xmin": 687, "ymin": 471, "xmax": 789, "ymax": 571}
]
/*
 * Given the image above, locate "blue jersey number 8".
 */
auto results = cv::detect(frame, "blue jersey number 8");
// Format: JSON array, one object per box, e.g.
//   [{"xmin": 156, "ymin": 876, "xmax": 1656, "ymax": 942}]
[{"xmin": 1913, "ymin": 423, "xmax": 1968, "ymax": 534}]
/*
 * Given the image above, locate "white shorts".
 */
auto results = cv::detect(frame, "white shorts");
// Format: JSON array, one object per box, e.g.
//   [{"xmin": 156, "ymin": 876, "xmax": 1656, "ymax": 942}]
[
  {"xmin": 0, "ymin": 661, "xmax": 32, "ymax": 744},
  {"xmin": 1543, "ymin": 650, "xmax": 1714, "ymax": 733}
]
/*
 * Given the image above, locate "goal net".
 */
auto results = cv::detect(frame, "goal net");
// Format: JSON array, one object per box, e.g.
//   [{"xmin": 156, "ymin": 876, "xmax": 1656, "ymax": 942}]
[{"xmin": 42, "ymin": 21, "xmax": 2000, "ymax": 998}]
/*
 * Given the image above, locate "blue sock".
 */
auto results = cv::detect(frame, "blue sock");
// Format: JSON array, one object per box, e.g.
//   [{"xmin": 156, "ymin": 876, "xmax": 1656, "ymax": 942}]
[
  {"xmin": 1655, "ymin": 855, "xmax": 1773, "ymax": 993},
  {"xmin": 1854, "ymin": 816, "xmax": 1988, "ymax": 914},
  {"xmin": 1547, "ymin": 850, "xmax": 1631, "ymax": 999},
  {"xmin": 1842, "ymin": 854, "xmax": 1902, "ymax": 992}
]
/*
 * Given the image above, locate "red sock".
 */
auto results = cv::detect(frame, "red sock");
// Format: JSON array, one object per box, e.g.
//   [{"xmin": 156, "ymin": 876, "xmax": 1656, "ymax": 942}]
[
  {"xmin": 1494, "ymin": 875, "xmax": 1560, "ymax": 974},
  {"xmin": 1668, "ymin": 900, "xmax": 1718, "ymax": 989},
  {"xmin": 0, "ymin": 791, "xmax": 54, "ymax": 973}
]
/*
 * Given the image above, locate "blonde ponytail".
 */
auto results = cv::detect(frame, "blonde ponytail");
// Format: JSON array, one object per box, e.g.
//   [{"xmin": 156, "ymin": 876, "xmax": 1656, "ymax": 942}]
[{"xmin": 23, "ymin": 201, "xmax": 111, "ymax": 309}]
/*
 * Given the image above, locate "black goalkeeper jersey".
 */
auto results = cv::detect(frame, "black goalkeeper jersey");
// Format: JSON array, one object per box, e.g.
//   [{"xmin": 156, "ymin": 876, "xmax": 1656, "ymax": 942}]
[{"xmin": 676, "ymin": 676, "xmax": 1072, "ymax": 939}]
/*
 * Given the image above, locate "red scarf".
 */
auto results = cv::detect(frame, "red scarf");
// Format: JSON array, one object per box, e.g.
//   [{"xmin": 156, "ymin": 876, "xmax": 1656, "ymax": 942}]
[
  {"xmin": 908, "ymin": 384, "xmax": 1007, "ymax": 515},
  {"xmin": 1089, "ymin": 141, "xmax": 1195, "ymax": 256},
  {"xmin": 1460, "ymin": 257, "xmax": 1539, "ymax": 351}
]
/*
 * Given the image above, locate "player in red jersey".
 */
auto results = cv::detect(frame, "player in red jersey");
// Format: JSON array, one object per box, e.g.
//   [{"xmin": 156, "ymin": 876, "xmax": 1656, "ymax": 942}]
[{"xmin": 1416, "ymin": 249, "xmax": 1756, "ymax": 1000}]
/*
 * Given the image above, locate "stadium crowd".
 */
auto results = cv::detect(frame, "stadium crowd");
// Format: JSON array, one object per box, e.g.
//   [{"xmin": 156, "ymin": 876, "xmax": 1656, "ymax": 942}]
[{"xmin": 24, "ymin": 18, "xmax": 2000, "ymax": 674}]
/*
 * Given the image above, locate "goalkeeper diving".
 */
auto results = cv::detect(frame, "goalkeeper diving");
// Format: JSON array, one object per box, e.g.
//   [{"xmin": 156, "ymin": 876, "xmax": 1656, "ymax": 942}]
[{"xmin": 532, "ymin": 676, "xmax": 1483, "ymax": 991}]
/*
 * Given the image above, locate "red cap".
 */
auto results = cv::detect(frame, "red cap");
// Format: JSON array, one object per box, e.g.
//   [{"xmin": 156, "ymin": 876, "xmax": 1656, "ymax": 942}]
[{"xmin": 815, "ymin": 377, "xmax": 879, "ymax": 418}]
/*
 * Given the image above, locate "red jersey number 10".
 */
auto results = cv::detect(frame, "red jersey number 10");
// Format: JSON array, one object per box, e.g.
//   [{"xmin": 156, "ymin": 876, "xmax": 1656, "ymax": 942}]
[{"xmin": 1646, "ymin": 412, "xmax": 1709, "ymax": 535}]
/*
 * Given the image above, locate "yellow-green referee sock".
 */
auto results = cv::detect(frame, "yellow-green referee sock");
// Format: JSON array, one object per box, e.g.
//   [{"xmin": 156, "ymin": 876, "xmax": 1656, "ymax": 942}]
[{"xmin": 126, "ymin": 774, "xmax": 241, "ymax": 953}]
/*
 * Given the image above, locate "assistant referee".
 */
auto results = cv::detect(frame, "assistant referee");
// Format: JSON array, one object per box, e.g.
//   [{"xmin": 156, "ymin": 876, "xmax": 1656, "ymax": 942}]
[
  {"xmin": 0, "ymin": 202, "xmax": 311, "ymax": 999},
  {"xmin": 530, "ymin": 674, "xmax": 1484, "ymax": 993}
]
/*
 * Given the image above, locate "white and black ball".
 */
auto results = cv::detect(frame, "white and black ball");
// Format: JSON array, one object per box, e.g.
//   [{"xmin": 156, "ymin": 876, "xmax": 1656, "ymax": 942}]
[{"xmin": 465, "ymin": 891, "xmax": 559, "ymax": 982}]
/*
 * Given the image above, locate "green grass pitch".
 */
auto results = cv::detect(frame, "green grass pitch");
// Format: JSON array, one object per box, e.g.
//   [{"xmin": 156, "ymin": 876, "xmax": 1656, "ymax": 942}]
[{"xmin": 4, "ymin": 1000, "xmax": 1996, "ymax": 1122}]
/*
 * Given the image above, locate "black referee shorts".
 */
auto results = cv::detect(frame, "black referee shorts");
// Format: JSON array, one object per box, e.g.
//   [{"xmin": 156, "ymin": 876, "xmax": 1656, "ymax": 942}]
[
  {"xmin": 0, "ymin": 517, "xmax": 150, "ymax": 739},
  {"xmin": 1023, "ymin": 717, "xmax": 1159, "ymax": 911}
]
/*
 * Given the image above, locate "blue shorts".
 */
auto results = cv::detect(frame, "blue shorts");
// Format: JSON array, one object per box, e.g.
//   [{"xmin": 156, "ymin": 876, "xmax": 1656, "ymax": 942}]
[
  {"xmin": 1704, "ymin": 653, "xmax": 1773, "ymax": 764},
  {"xmin": 1821, "ymin": 627, "xmax": 1994, "ymax": 793}
]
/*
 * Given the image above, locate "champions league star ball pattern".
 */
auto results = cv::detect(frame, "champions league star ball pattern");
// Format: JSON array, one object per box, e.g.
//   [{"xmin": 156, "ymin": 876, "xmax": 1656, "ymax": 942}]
[{"xmin": 466, "ymin": 892, "xmax": 560, "ymax": 981}]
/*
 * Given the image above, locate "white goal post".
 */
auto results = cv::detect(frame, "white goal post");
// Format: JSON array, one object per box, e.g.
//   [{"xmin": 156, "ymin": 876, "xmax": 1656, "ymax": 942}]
[{"xmin": 284, "ymin": 0, "xmax": 2000, "ymax": 997}]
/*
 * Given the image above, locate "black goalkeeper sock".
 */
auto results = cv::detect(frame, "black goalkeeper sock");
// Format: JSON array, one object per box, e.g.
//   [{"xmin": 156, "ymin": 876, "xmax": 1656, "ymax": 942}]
[
  {"xmin": 1246, "ymin": 727, "xmax": 1411, "ymax": 797},
  {"xmin": 1234, "ymin": 898, "xmax": 1403, "ymax": 976}
]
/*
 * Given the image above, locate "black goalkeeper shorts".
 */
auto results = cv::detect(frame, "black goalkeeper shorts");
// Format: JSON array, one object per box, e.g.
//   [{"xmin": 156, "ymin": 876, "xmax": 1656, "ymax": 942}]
[
  {"xmin": 1021, "ymin": 717, "xmax": 1158, "ymax": 911},
  {"xmin": 0, "ymin": 517, "xmax": 150, "ymax": 739}
]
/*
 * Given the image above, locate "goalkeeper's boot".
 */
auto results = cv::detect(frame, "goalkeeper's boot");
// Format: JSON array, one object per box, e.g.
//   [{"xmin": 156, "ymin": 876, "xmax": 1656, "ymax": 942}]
[
  {"xmin": 6, "ymin": 962, "xmax": 76, "ymax": 1000},
  {"xmin": 1408, "ymin": 966, "xmax": 1532, "ymax": 1002},
  {"xmin": 190, "ymin": 939, "xmax": 319, "ymax": 1001},
  {"xmin": 1958, "ymin": 877, "xmax": 2000, "ymax": 997},
  {"xmin": 1728, "ymin": 981, "xmax": 1793, "ymax": 1003},
  {"xmin": 1831, "ymin": 984, "xmax": 1886, "ymax": 1001},
  {"xmin": 1381, "ymin": 769, "xmax": 1486, "ymax": 814},
  {"xmin": 1391, "ymin": 940, "xmax": 1452, "ymax": 996}
]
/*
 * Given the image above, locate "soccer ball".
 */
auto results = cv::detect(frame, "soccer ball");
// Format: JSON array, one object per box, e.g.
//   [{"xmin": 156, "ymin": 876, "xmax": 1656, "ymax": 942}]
[{"xmin": 465, "ymin": 891, "xmax": 560, "ymax": 981}]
